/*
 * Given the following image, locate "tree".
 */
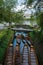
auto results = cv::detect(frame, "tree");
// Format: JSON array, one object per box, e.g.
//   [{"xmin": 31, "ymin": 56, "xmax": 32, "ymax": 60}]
[
  {"xmin": 13, "ymin": 10, "xmax": 24, "ymax": 24},
  {"xmin": 0, "ymin": 0, "xmax": 17, "ymax": 23},
  {"xmin": 37, "ymin": 12, "xmax": 43, "ymax": 30},
  {"xmin": 27, "ymin": 0, "xmax": 34, "ymax": 6},
  {"xmin": 26, "ymin": 0, "xmax": 43, "ymax": 64}
]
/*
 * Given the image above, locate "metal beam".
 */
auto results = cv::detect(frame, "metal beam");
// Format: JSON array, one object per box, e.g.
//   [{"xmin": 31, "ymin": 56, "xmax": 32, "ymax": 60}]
[{"xmin": 11, "ymin": 28, "xmax": 33, "ymax": 32}]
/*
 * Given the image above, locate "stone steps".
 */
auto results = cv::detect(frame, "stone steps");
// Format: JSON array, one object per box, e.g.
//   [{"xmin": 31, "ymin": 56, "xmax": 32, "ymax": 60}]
[
  {"xmin": 22, "ymin": 44, "xmax": 29, "ymax": 65},
  {"xmin": 4, "ymin": 44, "xmax": 13, "ymax": 65},
  {"xmin": 30, "ymin": 45, "xmax": 39, "ymax": 65}
]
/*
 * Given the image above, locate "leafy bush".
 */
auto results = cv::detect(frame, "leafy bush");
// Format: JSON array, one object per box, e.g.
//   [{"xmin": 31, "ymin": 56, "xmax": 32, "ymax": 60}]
[{"xmin": 0, "ymin": 29, "xmax": 13, "ymax": 63}]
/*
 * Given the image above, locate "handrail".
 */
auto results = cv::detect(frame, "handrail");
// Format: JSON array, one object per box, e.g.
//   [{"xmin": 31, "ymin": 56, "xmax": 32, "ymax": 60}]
[
  {"xmin": 13, "ymin": 43, "xmax": 20, "ymax": 65},
  {"xmin": 30, "ymin": 45, "xmax": 39, "ymax": 65},
  {"xmin": 22, "ymin": 43, "xmax": 30, "ymax": 65},
  {"xmin": 4, "ymin": 33, "xmax": 14, "ymax": 65},
  {"xmin": 4, "ymin": 44, "xmax": 13, "ymax": 65}
]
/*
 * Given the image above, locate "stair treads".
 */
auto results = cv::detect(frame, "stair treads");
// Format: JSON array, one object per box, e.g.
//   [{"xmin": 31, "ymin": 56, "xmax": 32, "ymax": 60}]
[
  {"xmin": 22, "ymin": 44, "xmax": 29, "ymax": 65},
  {"xmin": 31, "ymin": 63, "xmax": 36, "ymax": 65},
  {"xmin": 30, "ymin": 45, "xmax": 39, "ymax": 65},
  {"xmin": 4, "ymin": 46, "xmax": 13, "ymax": 65},
  {"xmin": 14, "ymin": 43, "xmax": 20, "ymax": 65}
]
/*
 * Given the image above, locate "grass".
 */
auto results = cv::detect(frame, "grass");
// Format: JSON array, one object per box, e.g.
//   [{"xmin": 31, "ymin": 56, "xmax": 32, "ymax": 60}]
[
  {"xmin": 0, "ymin": 29, "xmax": 14, "ymax": 63},
  {"xmin": 0, "ymin": 30, "xmax": 7, "ymax": 39}
]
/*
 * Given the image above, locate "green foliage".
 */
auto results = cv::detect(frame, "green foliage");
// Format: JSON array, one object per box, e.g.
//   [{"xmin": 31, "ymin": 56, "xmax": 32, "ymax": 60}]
[
  {"xmin": 29, "ymin": 31, "xmax": 36, "ymax": 41},
  {"xmin": 37, "ymin": 12, "xmax": 43, "ymax": 30},
  {"xmin": 0, "ymin": 0, "xmax": 17, "ymax": 23},
  {"xmin": 0, "ymin": 0, "xmax": 4, "ymax": 7},
  {"xmin": 0, "ymin": 29, "xmax": 13, "ymax": 63},
  {"xmin": 4, "ymin": 0, "xmax": 17, "ymax": 8},
  {"xmin": 14, "ymin": 11, "xmax": 24, "ymax": 23},
  {"xmin": 0, "ymin": 0, "xmax": 24, "ymax": 24},
  {"xmin": 0, "ymin": 30, "xmax": 7, "ymax": 39},
  {"xmin": 27, "ymin": 0, "xmax": 34, "ymax": 5}
]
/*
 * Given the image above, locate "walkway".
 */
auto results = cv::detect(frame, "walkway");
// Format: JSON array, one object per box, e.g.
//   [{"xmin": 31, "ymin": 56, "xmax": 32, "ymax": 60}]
[{"xmin": 4, "ymin": 43, "xmax": 39, "ymax": 65}]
